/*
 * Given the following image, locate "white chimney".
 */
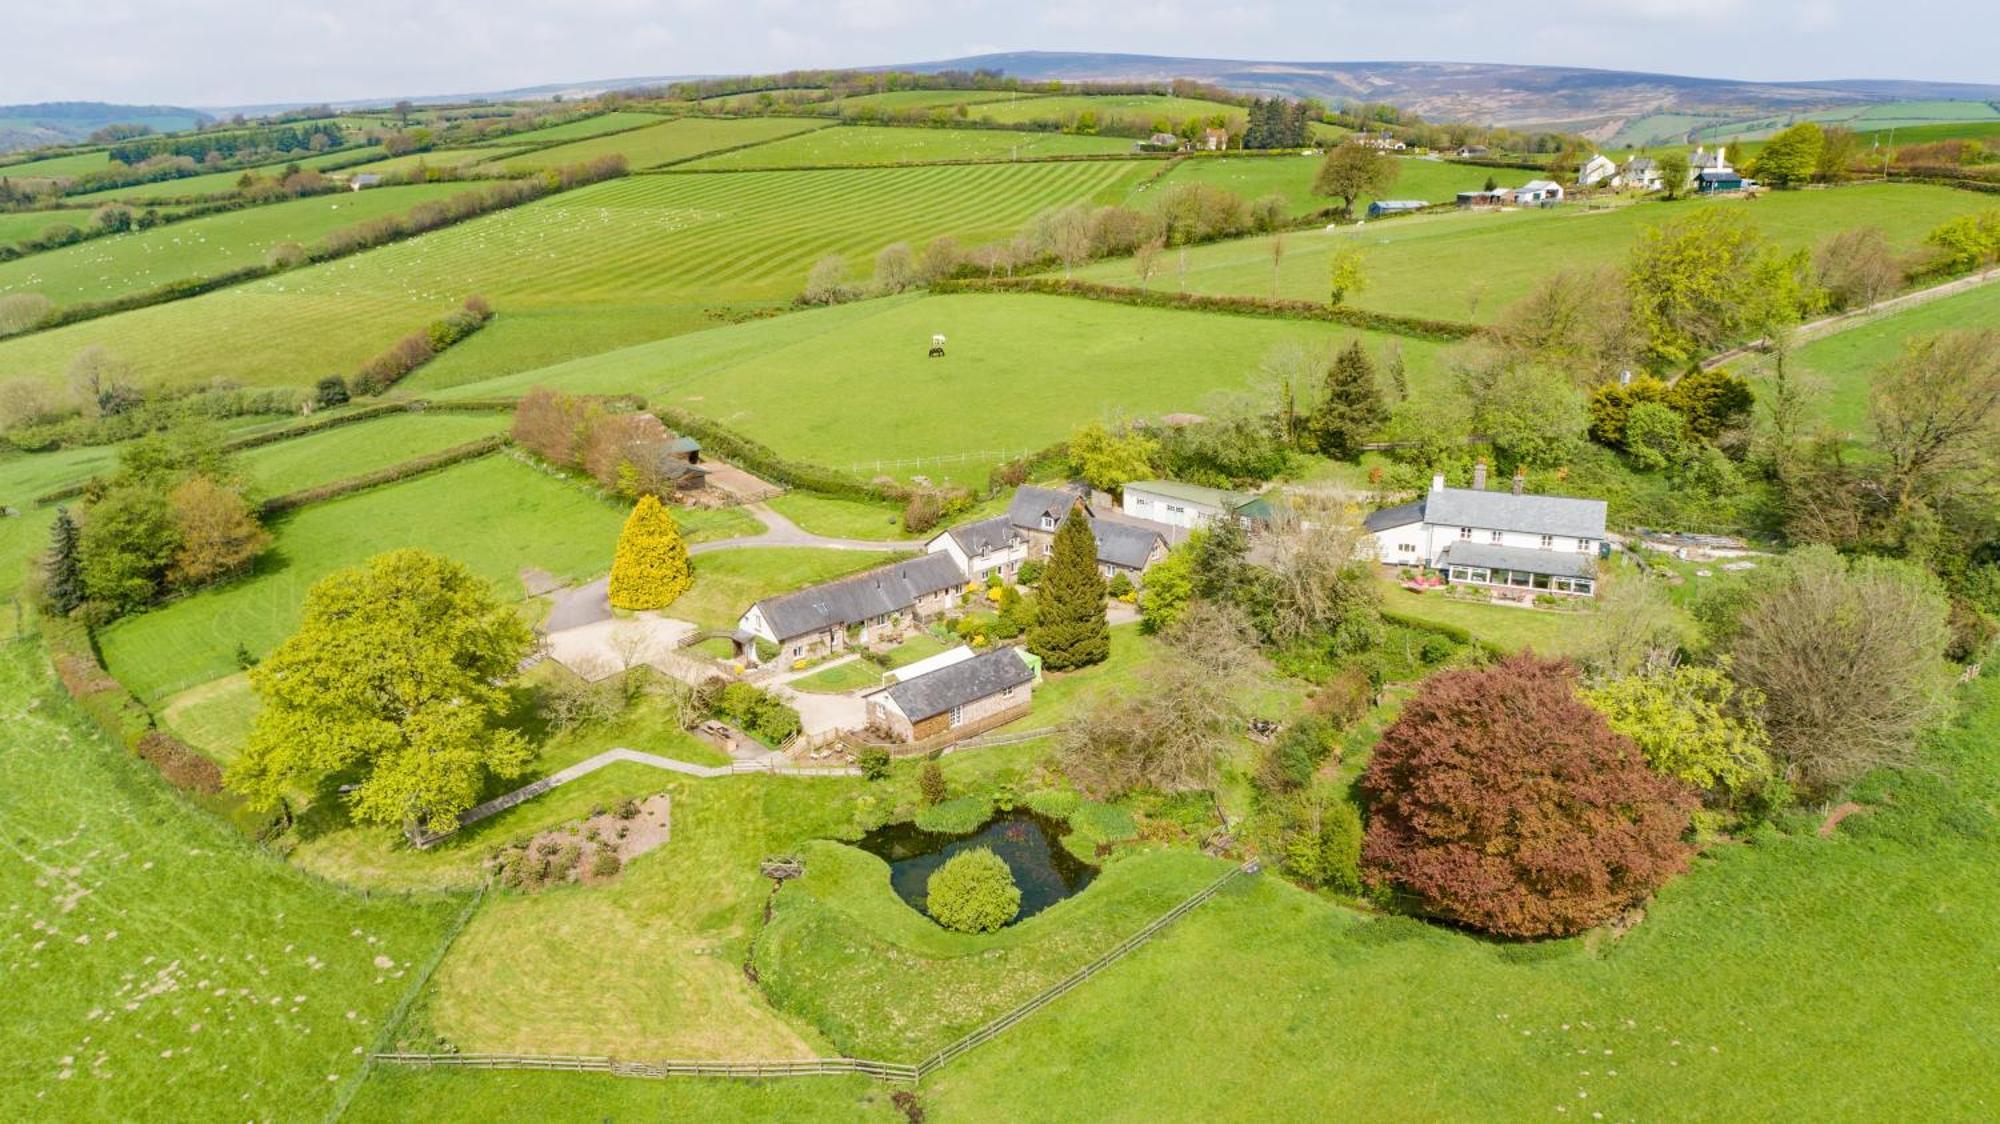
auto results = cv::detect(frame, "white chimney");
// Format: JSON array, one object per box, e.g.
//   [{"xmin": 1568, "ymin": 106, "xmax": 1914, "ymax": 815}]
[
  {"xmin": 1430, "ymin": 472, "xmax": 1446, "ymax": 494},
  {"xmin": 1512, "ymin": 468, "xmax": 1526, "ymax": 496},
  {"xmin": 1472, "ymin": 460, "xmax": 1488, "ymax": 490}
]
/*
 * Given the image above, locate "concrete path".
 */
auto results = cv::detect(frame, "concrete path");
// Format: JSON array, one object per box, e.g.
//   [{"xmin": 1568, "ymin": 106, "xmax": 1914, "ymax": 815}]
[
  {"xmin": 542, "ymin": 614, "xmax": 700, "ymax": 683},
  {"xmin": 542, "ymin": 577, "xmax": 611, "ymax": 632},
  {"xmin": 689, "ymin": 502, "xmax": 911, "ymax": 555}
]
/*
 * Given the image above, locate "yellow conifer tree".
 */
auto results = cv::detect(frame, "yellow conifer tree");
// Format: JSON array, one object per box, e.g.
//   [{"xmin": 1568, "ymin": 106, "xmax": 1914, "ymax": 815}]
[{"xmin": 607, "ymin": 494, "xmax": 692, "ymax": 610}]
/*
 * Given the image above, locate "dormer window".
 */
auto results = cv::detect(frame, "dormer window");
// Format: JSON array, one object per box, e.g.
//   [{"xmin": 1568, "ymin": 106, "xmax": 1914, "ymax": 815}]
[
  {"xmin": 1540, "ymin": 534, "xmax": 1554, "ymax": 549},
  {"xmin": 1489, "ymin": 530, "xmax": 1503, "ymax": 544},
  {"xmin": 1041, "ymin": 515, "xmax": 1056, "ymax": 530},
  {"xmin": 1458, "ymin": 526, "xmax": 1472, "ymax": 540},
  {"xmin": 1577, "ymin": 538, "xmax": 1594, "ymax": 553}
]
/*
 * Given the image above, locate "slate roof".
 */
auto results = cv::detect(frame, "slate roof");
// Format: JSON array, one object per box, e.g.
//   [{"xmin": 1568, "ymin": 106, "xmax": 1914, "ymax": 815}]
[
  {"xmin": 1518, "ymin": 179, "xmax": 1562, "ymax": 193},
  {"xmin": 666, "ymin": 435, "xmax": 700, "ymax": 455},
  {"xmin": 1419, "ymin": 486, "xmax": 1606, "ymax": 540},
  {"xmin": 1124, "ymin": 479, "xmax": 1255, "ymax": 512},
  {"xmin": 1089, "ymin": 518, "xmax": 1164, "ymax": 571},
  {"xmin": 1006, "ymin": 484, "xmax": 1087, "ymax": 531},
  {"xmin": 1698, "ymin": 169, "xmax": 1744, "ymax": 182},
  {"xmin": 1362, "ymin": 499, "xmax": 1426, "ymax": 533},
  {"xmin": 884, "ymin": 647, "xmax": 1033, "ymax": 723},
  {"xmin": 750, "ymin": 553, "xmax": 965, "ymax": 641},
  {"xmin": 1624, "ymin": 157, "xmax": 1657, "ymax": 173},
  {"xmin": 1439, "ymin": 541, "xmax": 1597, "ymax": 579},
  {"xmin": 945, "ymin": 515, "xmax": 1017, "ymax": 558}
]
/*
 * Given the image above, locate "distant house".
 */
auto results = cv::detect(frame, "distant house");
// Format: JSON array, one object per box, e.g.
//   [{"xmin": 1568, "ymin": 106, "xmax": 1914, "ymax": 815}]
[
  {"xmin": 1199, "ymin": 127, "xmax": 1231, "ymax": 152},
  {"xmin": 1138, "ymin": 131, "xmax": 1182, "ymax": 152},
  {"xmin": 1689, "ymin": 145, "xmax": 1732, "ymax": 174},
  {"xmin": 1697, "ymin": 168, "xmax": 1747, "ymax": 193},
  {"xmin": 1513, "ymin": 180, "xmax": 1564, "ymax": 205},
  {"xmin": 1615, "ymin": 156, "xmax": 1662, "ymax": 191},
  {"xmin": 349, "ymin": 173, "xmax": 382, "ymax": 191},
  {"xmin": 864, "ymin": 646, "xmax": 1035, "ymax": 744},
  {"xmin": 1577, "ymin": 153, "xmax": 1618, "ymax": 187},
  {"xmin": 1455, "ymin": 144, "xmax": 1490, "ymax": 158},
  {"xmin": 1362, "ymin": 465, "xmax": 1608, "ymax": 596},
  {"xmin": 738, "ymin": 553, "xmax": 966, "ymax": 663},
  {"xmin": 1354, "ymin": 131, "xmax": 1407, "ymax": 151},
  {"xmin": 1120, "ymin": 479, "xmax": 1269, "ymax": 531},
  {"xmin": 1367, "ymin": 199, "xmax": 1428, "ymax": 218},
  {"xmin": 1457, "ymin": 189, "xmax": 1512, "ymax": 208}
]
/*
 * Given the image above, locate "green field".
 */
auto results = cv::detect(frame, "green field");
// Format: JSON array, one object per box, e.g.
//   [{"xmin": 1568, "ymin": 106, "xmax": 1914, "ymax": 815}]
[
  {"xmin": 0, "ymin": 443, "xmax": 123, "ymax": 600},
  {"xmin": 1140, "ymin": 153, "xmax": 1538, "ymax": 217},
  {"xmin": 0, "ymin": 640, "xmax": 462, "ymax": 1122},
  {"xmin": 832, "ymin": 90, "xmax": 1022, "ymax": 113},
  {"xmin": 1783, "ymin": 279, "xmax": 2000, "ymax": 433},
  {"xmin": 432, "ymin": 292, "xmax": 1446, "ymax": 486},
  {"xmin": 681, "ymin": 125, "xmax": 1137, "ymax": 168},
  {"xmin": 763, "ymin": 492, "xmax": 917, "ymax": 540},
  {"xmin": 237, "ymin": 411, "xmax": 512, "ymax": 494},
  {"xmin": 0, "ymin": 148, "xmax": 111, "ymax": 180},
  {"xmin": 1076, "ymin": 183, "xmax": 1994, "ymax": 324},
  {"xmin": 66, "ymin": 147, "xmax": 387, "ymax": 202},
  {"xmin": 0, "ymin": 161, "xmax": 1152, "ymax": 395},
  {"xmin": 0, "ymin": 207, "xmax": 100, "ymax": 245},
  {"xmin": 971, "ymin": 94, "xmax": 1246, "ymax": 129},
  {"xmin": 337, "ymin": 147, "xmax": 525, "ymax": 176},
  {"xmin": 94, "ymin": 454, "xmax": 645, "ymax": 701},
  {"xmin": 465, "ymin": 110, "xmax": 665, "ymax": 147},
  {"xmin": 500, "ymin": 116, "xmax": 824, "ymax": 170},
  {"xmin": 0, "ymin": 183, "xmax": 471, "ymax": 308},
  {"xmin": 789, "ymin": 633, "xmax": 953, "ymax": 693}
]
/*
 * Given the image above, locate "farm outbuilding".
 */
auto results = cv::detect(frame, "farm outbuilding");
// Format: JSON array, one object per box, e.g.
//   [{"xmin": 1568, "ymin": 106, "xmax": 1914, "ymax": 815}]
[{"xmin": 1367, "ymin": 200, "xmax": 1428, "ymax": 218}]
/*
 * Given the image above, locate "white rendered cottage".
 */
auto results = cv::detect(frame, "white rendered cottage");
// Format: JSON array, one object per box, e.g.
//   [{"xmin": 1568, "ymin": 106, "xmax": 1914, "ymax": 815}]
[{"xmin": 1363, "ymin": 467, "xmax": 1608, "ymax": 595}]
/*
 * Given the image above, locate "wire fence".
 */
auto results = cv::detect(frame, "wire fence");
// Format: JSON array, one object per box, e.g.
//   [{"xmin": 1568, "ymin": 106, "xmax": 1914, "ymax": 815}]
[
  {"xmin": 373, "ymin": 859, "xmax": 1258, "ymax": 1087},
  {"xmin": 846, "ymin": 449, "xmax": 1036, "ymax": 474}
]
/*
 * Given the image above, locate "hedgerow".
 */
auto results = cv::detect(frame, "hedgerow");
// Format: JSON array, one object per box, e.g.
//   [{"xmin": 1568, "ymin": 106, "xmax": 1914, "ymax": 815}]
[
  {"xmin": 930, "ymin": 277, "xmax": 1483, "ymax": 341},
  {"xmin": 257, "ymin": 434, "xmax": 508, "ymax": 515},
  {"xmin": 350, "ymin": 296, "xmax": 492, "ymax": 395}
]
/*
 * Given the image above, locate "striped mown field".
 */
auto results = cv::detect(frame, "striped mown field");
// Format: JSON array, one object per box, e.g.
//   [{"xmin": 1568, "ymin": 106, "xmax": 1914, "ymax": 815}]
[
  {"xmin": 0, "ymin": 159, "xmax": 1153, "ymax": 391},
  {"xmin": 464, "ymin": 110, "xmax": 666, "ymax": 147},
  {"xmin": 680, "ymin": 124, "xmax": 1137, "ymax": 168},
  {"xmin": 337, "ymin": 147, "xmax": 527, "ymax": 176},
  {"xmin": 498, "ymin": 116, "xmax": 825, "ymax": 170},
  {"xmin": 0, "ymin": 182, "xmax": 475, "ymax": 307}
]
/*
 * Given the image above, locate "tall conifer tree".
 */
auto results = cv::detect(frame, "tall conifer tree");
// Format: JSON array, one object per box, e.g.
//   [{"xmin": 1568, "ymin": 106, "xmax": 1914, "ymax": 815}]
[
  {"xmin": 44, "ymin": 506, "xmax": 83, "ymax": 614},
  {"xmin": 1028, "ymin": 513, "xmax": 1109, "ymax": 670}
]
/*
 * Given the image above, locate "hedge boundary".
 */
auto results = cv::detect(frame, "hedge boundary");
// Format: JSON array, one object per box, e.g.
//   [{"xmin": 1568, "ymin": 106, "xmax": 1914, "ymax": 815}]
[
  {"xmin": 649, "ymin": 149, "xmax": 1174, "ymax": 176},
  {"xmin": 1379, "ymin": 608, "xmax": 1512, "ymax": 661},
  {"xmin": 257, "ymin": 433, "xmax": 509, "ymax": 515},
  {"xmin": 929, "ymin": 277, "xmax": 1485, "ymax": 341},
  {"xmin": 647, "ymin": 405, "xmax": 908, "ymax": 503}
]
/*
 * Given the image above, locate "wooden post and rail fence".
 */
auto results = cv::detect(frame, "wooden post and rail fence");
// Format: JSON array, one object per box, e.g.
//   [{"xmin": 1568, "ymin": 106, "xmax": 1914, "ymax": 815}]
[{"xmin": 373, "ymin": 858, "xmax": 1258, "ymax": 1086}]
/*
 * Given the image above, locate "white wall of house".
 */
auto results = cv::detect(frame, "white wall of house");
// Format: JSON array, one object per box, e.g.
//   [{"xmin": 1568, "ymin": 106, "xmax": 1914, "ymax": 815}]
[
  {"xmin": 925, "ymin": 533, "xmax": 1026, "ymax": 583},
  {"xmin": 1370, "ymin": 522, "xmax": 1599, "ymax": 568},
  {"xmin": 1122, "ymin": 487, "xmax": 1226, "ymax": 530}
]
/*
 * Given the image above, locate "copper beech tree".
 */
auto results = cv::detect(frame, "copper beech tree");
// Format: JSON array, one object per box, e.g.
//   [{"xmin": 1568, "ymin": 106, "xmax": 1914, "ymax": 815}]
[{"xmin": 1360, "ymin": 654, "xmax": 1697, "ymax": 938}]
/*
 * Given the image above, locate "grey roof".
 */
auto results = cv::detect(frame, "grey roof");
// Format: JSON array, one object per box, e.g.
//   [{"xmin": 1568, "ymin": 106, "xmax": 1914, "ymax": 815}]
[
  {"xmin": 946, "ymin": 515, "xmax": 1018, "ymax": 558},
  {"xmin": 884, "ymin": 647, "xmax": 1033, "ymax": 722},
  {"xmin": 1006, "ymin": 484, "xmax": 1087, "ymax": 531},
  {"xmin": 1089, "ymin": 518, "xmax": 1163, "ymax": 571},
  {"xmin": 666, "ymin": 435, "xmax": 700, "ymax": 454},
  {"xmin": 1625, "ymin": 157, "xmax": 1657, "ymax": 172},
  {"xmin": 1362, "ymin": 499, "xmax": 1425, "ymax": 533},
  {"xmin": 1420, "ymin": 486, "xmax": 1606, "ymax": 540},
  {"xmin": 751, "ymin": 553, "xmax": 965, "ymax": 641},
  {"xmin": 1698, "ymin": 168, "xmax": 1743, "ymax": 181},
  {"xmin": 1440, "ymin": 540, "xmax": 1597, "ymax": 579}
]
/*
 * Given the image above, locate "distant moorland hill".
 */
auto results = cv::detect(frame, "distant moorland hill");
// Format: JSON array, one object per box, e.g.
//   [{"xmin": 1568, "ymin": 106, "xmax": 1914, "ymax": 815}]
[{"xmin": 0, "ymin": 100, "xmax": 210, "ymax": 152}]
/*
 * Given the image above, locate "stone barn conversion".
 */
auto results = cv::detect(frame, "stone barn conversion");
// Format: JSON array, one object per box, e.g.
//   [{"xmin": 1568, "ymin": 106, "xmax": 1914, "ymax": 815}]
[
  {"xmin": 864, "ymin": 646, "xmax": 1036, "ymax": 744},
  {"xmin": 739, "ymin": 553, "xmax": 966, "ymax": 663}
]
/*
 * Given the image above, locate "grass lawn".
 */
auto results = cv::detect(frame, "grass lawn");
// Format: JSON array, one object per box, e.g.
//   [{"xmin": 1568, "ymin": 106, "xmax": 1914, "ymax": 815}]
[
  {"xmin": 238, "ymin": 411, "xmax": 512, "ymax": 494},
  {"xmin": 344, "ymin": 1067, "xmax": 894, "ymax": 1122},
  {"xmin": 1138, "ymin": 153, "xmax": 1539, "ymax": 218},
  {"xmin": 789, "ymin": 632, "xmax": 954, "ymax": 693},
  {"xmin": 500, "ymin": 116, "xmax": 823, "ymax": 170},
  {"xmin": 435, "ymin": 292, "xmax": 1446, "ymax": 487},
  {"xmin": 1076, "ymin": 183, "xmax": 1993, "ymax": 325},
  {"xmin": 336, "ymin": 147, "xmax": 525, "ymax": 177},
  {"xmin": 0, "ymin": 639, "xmax": 462, "ymax": 1122},
  {"xmin": 0, "ymin": 161, "xmax": 1153, "ymax": 396},
  {"xmin": 670, "ymin": 548, "xmax": 906, "ymax": 631},
  {"xmin": 765, "ymin": 491, "xmax": 917, "ymax": 540},
  {"xmin": 94, "ymin": 454, "xmax": 669, "ymax": 702},
  {"xmin": 680, "ymin": 125, "xmax": 1136, "ymax": 168},
  {"xmin": 1778, "ymin": 278, "xmax": 2000, "ymax": 435},
  {"xmin": 1380, "ymin": 580, "xmax": 1599, "ymax": 655},
  {"xmin": 0, "ymin": 182, "xmax": 473, "ymax": 309}
]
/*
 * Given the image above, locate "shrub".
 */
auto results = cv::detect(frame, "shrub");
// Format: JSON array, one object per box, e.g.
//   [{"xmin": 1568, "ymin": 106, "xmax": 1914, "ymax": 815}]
[
  {"xmin": 1016, "ymin": 559, "xmax": 1045, "ymax": 585},
  {"xmin": 858, "ymin": 747, "xmax": 891, "ymax": 781},
  {"xmin": 924, "ymin": 848, "xmax": 1021, "ymax": 933},
  {"xmin": 1256, "ymin": 714, "xmax": 1340, "ymax": 795},
  {"xmin": 1023, "ymin": 787, "xmax": 1081, "ymax": 819},
  {"xmin": 135, "ymin": 731, "xmax": 223, "ymax": 795},
  {"xmin": 1584, "ymin": 664, "xmax": 1775, "ymax": 801},
  {"xmin": 1360, "ymin": 654, "xmax": 1697, "ymax": 938},
  {"xmin": 1273, "ymin": 788, "xmax": 1362, "ymax": 893},
  {"xmin": 590, "ymin": 850, "xmax": 623, "ymax": 878},
  {"xmin": 918, "ymin": 761, "xmax": 949, "ymax": 806}
]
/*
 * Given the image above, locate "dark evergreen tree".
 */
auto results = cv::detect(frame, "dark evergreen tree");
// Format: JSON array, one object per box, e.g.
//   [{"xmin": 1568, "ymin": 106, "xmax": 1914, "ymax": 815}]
[
  {"xmin": 1306, "ymin": 341, "xmax": 1389, "ymax": 460},
  {"xmin": 1027, "ymin": 514, "xmax": 1109, "ymax": 670},
  {"xmin": 44, "ymin": 506, "xmax": 84, "ymax": 615}
]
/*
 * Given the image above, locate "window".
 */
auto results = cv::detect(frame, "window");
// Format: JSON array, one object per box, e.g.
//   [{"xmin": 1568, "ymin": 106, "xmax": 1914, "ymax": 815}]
[
  {"xmin": 1539, "ymin": 534, "xmax": 1554, "ymax": 549},
  {"xmin": 1577, "ymin": 538, "xmax": 1594, "ymax": 553},
  {"xmin": 948, "ymin": 704, "xmax": 965, "ymax": 727},
  {"xmin": 1397, "ymin": 542, "xmax": 1415, "ymax": 554},
  {"xmin": 1000, "ymin": 685, "xmax": 1015, "ymax": 699},
  {"xmin": 1041, "ymin": 515, "xmax": 1056, "ymax": 530},
  {"xmin": 1489, "ymin": 530, "xmax": 1503, "ymax": 544},
  {"xmin": 1459, "ymin": 526, "xmax": 1472, "ymax": 540},
  {"xmin": 1167, "ymin": 504, "xmax": 1186, "ymax": 516}
]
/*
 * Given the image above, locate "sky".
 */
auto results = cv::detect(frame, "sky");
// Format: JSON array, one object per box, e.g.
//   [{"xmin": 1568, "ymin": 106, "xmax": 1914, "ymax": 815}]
[{"xmin": 1, "ymin": 0, "xmax": 1993, "ymax": 107}]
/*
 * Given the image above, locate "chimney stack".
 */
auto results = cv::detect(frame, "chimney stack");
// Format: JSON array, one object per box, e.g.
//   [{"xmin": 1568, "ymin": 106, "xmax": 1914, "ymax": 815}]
[
  {"xmin": 1430, "ymin": 472, "xmax": 1446, "ymax": 494},
  {"xmin": 1512, "ymin": 468, "xmax": 1526, "ymax": 496},
  {"xmin": 1472, "ymin": 460, "xmax": 1487, "ymax": 491}
]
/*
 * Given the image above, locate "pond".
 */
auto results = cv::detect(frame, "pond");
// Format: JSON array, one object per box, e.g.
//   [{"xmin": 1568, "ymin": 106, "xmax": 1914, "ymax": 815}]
[{"xmin": 855, "ymin": 810, "xmax": 1098, "ymax": 925}]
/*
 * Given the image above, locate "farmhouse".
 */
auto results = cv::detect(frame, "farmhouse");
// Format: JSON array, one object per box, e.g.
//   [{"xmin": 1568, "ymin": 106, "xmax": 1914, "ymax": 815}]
[
  {"xmin": 1513, "ymin": 180, "xmax": 1565, "ymax": 205},
  {"xmin": 927, "ymin": 503, "xmax": 1167, "ymax": 586},
  {"xmin": 1616, "ymin": 156, "xmax": 1662, "ymax": 191},
  {"xmin": 1457, "ymin": 188, "xmax": 1512, "ymax": 208},
  {"xmin": 1006, "ymin": 483, "xmax": 1092, "ymax": 557},
  {"xmin": 1354, "ymin": 132, "xmax": 1407, "ymax": 151},
  {"xmin": 1690, "ymin": 145, "xmax": 1731, "ymax": 173},
  {"xmin": 1455, "ymin": 144, "xmax": 1490, "ymax": 158},
  {"xmin": 1363, "ymin": 465, "xmax": 1607, "ymax": 595},
  {"xmin": 1138, "ymin": 131, "xmax": 1182, "ymax": 152},
  {"xmin": 1200, "ymin": 127, "xmax": 1231, "ymax": 152},
  {"xmin": 348, "ymin": 173, "xmax": 382, "ymax": 190},
  {"xmin": 739, "ymin": 553, "xmax": 966, "ymax": 662},
  {"xmin": 863, "ymin": 646, "xmax": 1035, "ymax": 744},
  {"xmin": 1577, "ymin": 153, "xmax": 1618, "ymax": 187},
  {"xmin": 1089, "ymin": 518, "xmax": 1168, "ymax": 583},
  {"xmin": 1368, "ymin": 199, "xmax": 1428, "ymax": 218},
  {"xmin": 925, "ymin": 515, "xmax": 1027, "ymax": 584},
  {"xmin": 1120, "ymin": 479, "xmax": 1268, "ymax": 531}
]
